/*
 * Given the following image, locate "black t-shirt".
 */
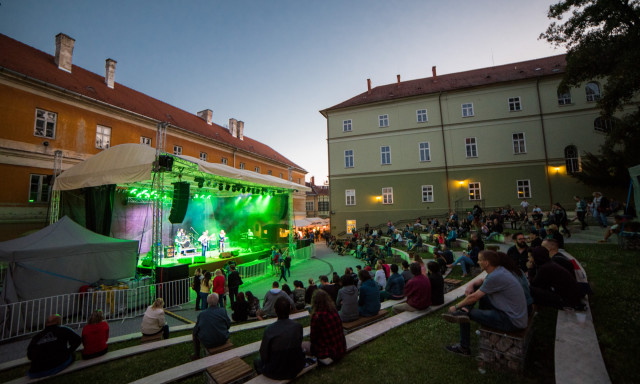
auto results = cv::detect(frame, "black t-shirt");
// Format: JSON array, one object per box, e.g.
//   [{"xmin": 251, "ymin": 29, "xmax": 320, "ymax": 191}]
[{"xmin": 429, "ymin": 274, "xmax": 444, "ymax": 305}]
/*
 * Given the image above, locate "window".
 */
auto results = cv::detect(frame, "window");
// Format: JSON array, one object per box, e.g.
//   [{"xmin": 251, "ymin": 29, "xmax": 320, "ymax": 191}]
[
  {"xmin": 34, "ymin": 108, "xmax": 57, "ymax": 138},
  {"xmin": 345, "ymin": 150, "xmax": 354, "ymax": 168},
  {"xmin": 465, "ymin": 137, "xmax": 478, "ymax": 158},
  {"xmin": 419, "ymin": 142, "xmax": 431, "ymax": 162},
  {"xmin": 468, "ymin": 182, "xmax": 482, "ymax": 200},
  {"xmin": 95, "ymin": 125, "xmax": 111, "ymax": 149},
  {"xmin": 517, "ymin": 180, "xmax": 531, "ymax": 199},
  {"xmin": 422, "ymin": 185, "xmax": 434, "ymax": 203},
  {"xmin": 381, "ymin": 146, "xmax": 391, "ymax": 165},
  {"xmin": 306, "ymin": 201, "xmax": 314, "ymax": 211},
  {"xmin": 29, "ymin": 174, "xmax": 51, "ymax": 203},
  {"xmin": 594, "ymin": 117, "xmax": 615, "ymax": 133},
  {"xmin": 343, "ymin": 119, "xmax": 352, "ymax": 132},
  {"xmin": 279, "ymin": 172, "xmax": 283, "ymax": 178},
  {"xmin": 565, "ymin": 145, "xmax": 581, "ymax": 174},
  {"xmin": 382, "ymin": 187, "xmax": 393, "ymax": 204},
  {"xmin": 140, "ymin": 136, "xmax": 151, "ymax": 146},
  {"xmin": 512, "ymin": 133, "xmax": 526, "ymax": 154},
  {"xmin": 378, "ymin": 114, "xmax": 389, "ymax": 127},
  {"xmin": 221, "ymin": 157, "xmax": 228, "ymax": 165},
  {"xmin": 318, "ymin": 201, "xmax": 329, "ymax": 211},
  {"xmin": 462, "ymin": 103, "xmax": 474, "ymax": 117},
  {"xmin": 508, "ymin": 97, "xmax": 522, "ymax": 111},
  {"xmin": 346, "ymin": 220, "xmax": 357, "ymax": 235},
  {"xmin": 586, "ymin": 82, "xmax": 601, "ymax": 102},
  {"xmin": 173, "ymin": 145, "xmax": 182, "ymax": 155},
  {"xmin": 239, "ymin": 162, "xmax": 245, "ymax": 170},
  {"xmin": 199, "ymin": 152, "xmax": 207, "ymax": 161},
  {"xmin": 255, "ymin": 166, "xmax": 260, "ymax": 173},
  {"xmin": 345, "ymin": 189, "xmax": 356, "ymax": 206},
  {"xmin": 558, "ymin": 90, "xmax": 572, "ymax": 105},
  {"xmin": 267, "ymin": 170, "xmax": 272, "ymax": 175},
  {"xmin": 417, "ymin": 109, "xmax": 428, "ymax": 123}
]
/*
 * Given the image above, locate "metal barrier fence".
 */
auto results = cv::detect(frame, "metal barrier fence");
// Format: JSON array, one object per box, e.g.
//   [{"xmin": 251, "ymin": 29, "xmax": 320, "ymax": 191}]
[
  {"xmin": 237, "ymin": 259, "xmax": 268, "ymax": 279},
  {"xmin": 0, "ymin": 277, "xmax": 191, "ymax": 342}
]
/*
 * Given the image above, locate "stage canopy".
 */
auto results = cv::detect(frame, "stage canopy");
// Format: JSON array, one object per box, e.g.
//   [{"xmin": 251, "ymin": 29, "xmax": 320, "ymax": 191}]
[
  {"xmin": 294, "ymin": 217, "xmax": 329, "ymax": 228},
  {"xmin": 53, "ymin": 143, "xmax": 311, "ymax": 193},
  {"xmin": 0, "ymin": 216, "xmax": 139, "ymax": 302}
]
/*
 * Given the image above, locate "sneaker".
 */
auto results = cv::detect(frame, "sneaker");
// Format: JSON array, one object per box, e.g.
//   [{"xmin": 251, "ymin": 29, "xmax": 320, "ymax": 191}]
[
  {"xmin": 445, "ymin": 344, "xmax": 471, "ymax": 356},
  {"xmin": 442, "ymin": 310, "xmax": 470, "ymax": 324}
]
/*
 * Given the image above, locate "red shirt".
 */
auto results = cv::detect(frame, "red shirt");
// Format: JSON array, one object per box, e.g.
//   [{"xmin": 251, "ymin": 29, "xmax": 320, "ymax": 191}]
[
  {"xmin": 404, "ymin": 274, "xmax": 432, "ymax": 310},
  {"xmin": 212, "ymin": 275, "xmax": 226, "ymax": 295},
  {"xmin": 310, "ymin": 310, "xmax": 346, "ymax": 360},
  {"xmin": 81, "ymin": 321, "xmax": 109, "ymax": 356}
]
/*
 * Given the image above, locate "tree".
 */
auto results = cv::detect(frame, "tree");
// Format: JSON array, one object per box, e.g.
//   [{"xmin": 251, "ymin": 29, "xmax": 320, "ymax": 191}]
[{"xmin": 540, "ymin": 0, "xmax": 640, "ymax": 188}]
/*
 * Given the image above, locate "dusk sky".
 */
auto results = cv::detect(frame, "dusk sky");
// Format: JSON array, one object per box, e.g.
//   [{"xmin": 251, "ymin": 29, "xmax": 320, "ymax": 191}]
[{"xmin": 0, "ymin": 0, "xmax": 565, "ymax": 184}]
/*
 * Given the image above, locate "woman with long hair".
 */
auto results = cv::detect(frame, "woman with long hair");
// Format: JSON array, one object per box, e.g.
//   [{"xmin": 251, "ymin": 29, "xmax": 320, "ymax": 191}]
[
  {"xmin": 245, "ymin": 291, "xmax": 260, "ymax": 318},
  {"xmin": 413, "ymin": 254, "xmax": 427, "ymax": 276},
  {"xmin": 200, "ymin": 271, "xmax": 212, "ymax": 310},
  {"xmin": 302, "ymin": 289, "xmax": 346, "ymax": 361},
  {"xmin": 231, "ymin": 292, "xmax": 250, "ymax": 322},
  {"xmin": 81, "ymin": 310, "xmax": 109, "ymax": 359},
  {"xmin": 141, "ymin": 298, "xmax": 169, "ymax": 339}
]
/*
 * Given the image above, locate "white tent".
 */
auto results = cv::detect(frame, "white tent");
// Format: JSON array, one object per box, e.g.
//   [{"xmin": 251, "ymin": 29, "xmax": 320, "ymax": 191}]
[{"xmin": 0, "ymin": 216, "xmax": 138, "ymax": 303}]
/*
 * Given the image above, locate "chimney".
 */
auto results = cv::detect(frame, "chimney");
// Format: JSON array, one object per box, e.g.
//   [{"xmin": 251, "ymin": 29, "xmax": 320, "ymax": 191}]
[
  {"xmin": 311, "ymin": 176, "xmax": 315, "ymax": 186},
  {"xmin": 397, "ymin": 74, "xmax": 401, "ymax": 84},
  {"xmin": 237, "ymin": 121, "xmax": 244, "ymax": 140},
  {"xmin": 367, "ymin": 78, "xmax": 371, "ymax": 94},
  {"xmin": 197, "ymin": 109, "xmax": 213, "ymax": 125},
  {"xmin": 432, "ymin": 66, "xmax": 437, "ymax": 79},
  {"xmin": 229, "ymin": 118, "xmax": 238, "ymax": 138},
  {"xmin": 54, "ymin": 33, "xmax": 75, "ymax": 73},
  {"xmin": 105, "ymin": 58, "xmax": 117, "ymax": 89}
]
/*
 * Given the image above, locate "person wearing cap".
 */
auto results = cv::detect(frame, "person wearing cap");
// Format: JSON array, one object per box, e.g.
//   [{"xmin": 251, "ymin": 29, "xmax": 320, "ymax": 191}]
[{"xmin": 27, "ymin": 314, "xmax": 81, "ymax": 378}]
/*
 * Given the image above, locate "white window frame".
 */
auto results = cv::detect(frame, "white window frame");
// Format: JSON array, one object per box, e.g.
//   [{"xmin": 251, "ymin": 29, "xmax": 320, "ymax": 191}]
[
  {"xmin": 565, "ymin": 146, "xmax": 581, "ymax": 174},
  {"xmin": 462, "ymin": 103, "xmax": 474, "ymax": 117},
  {"xmin": 34, "ymin": 108, "xmax": 57, "ymax": 138},
  {"xmin": 417, "ymin": 109, "xmax": 428, "ymax": 123},
  {"xmin": 382, "ymin": 187, "xmax": 393, "ymax": 205},
  {"xmin": 318, "ymin": 200, "xmax": 329, "ymax": 212},
  {"xmin": 517, "ymin": 179, "xmax": 531, "ymax": 199},
  {"xmin": 345, "ymin": 149, "xmax": 354, "ymax": 168},
  {"xmin": 221, "ymin": 157, "xmax": 228, "ymax": 165},
  {"xmin": 95, "ymin": 125, "xmax": 111, "ymax": 149},
  {"xmin": 306, "ymin": 201, "xmax": 314, "ymax": 211},
  {"xmin": 468, "ymin": 182, "xmax": 482, "ymax": 201},
  {"xmin": 255, "ymin": 166, "xmax": 260, "ymax": 173},
  {"xmin": 586, "ymin": 82, "xmax": 601, "ymax": 102},
  {"xmin": 594, "ymin": 117, "xmax": 615, "ymax": 133},
  {"xmin": 345, "ymin": 189, "xmax": 356, "ymax": 206},
  {"xmin": 378, "ymin": 114, "xmax": 389, "ymax": 127},
  {"xmin": 419, "ymin": 142, "xmax": 431, "ymax": 162},
  {"xmin": 512, "ymin": 133, "xmax": 526, "ymax": 154},
  {"xmin": 380, "ymin": 146, "xmax": 391, "ymax": 165},
  {"xmin": 173, "ymin": 145, "xmax": 182, "ymax": 155},
  {"xmin": 421, "ymin": 185, "xmax": 434, "ymax": 203},
  {"xmin": 199, "ymin": 152, "xmax": 208, "ymax": 161},
  {"xmin": 557, "ymin": 90, "xmax": 572, "ymax": 105},
  {"xmin": 508, "ymin": 97, "xmax": 522, "ymax": 112},
  {"xmin": 239, "ymin": 162, "xmax": 245, "ymax": 170},
  {"xmin": 343, "ymin": 119, "xmax": 352, "ymax": 132},
  {"xmin": 140, "ymin": 136, "xmax": 151, "ymax": 146},
  {"xmin": 29, "ymin": 174, "xmax": 51, "ymax": 203},
  {"xmin": 465, "ymin": 137, "xmax": 478, "ymax": 158}
]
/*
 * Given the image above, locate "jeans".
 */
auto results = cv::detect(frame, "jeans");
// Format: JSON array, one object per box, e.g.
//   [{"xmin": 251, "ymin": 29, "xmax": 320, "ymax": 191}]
[
  {"xmin": 195, "ymin": 289, "xmax": 201, "ymax": 310},
  {"xmin": 200, "ymin": 292, "xmax": 210, "ymax": 309},
  {"xmin": 459, "ymin": 296, "xmax": 519, "ymax": 349},
  {"xmin": 452, "ymin": 255, "xmax": 475, "ymax": 274},
  {"xmin": 485, "ymin": 232, "xmax": 500, "ymax": 241}
]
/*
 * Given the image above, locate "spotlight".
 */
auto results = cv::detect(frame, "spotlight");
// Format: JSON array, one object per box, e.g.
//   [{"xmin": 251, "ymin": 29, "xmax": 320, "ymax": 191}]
[
  {"xmin": 232, "ymin": 185, "xmax": 237, "ymax": 192},
  {"xmin": 225, "ymin": 184, "xmax": 231, "ymax": 191},
  {"xmin": 241, "ymin": 187, "xmax": 246, "ymax": 193},
  {"xmin": 194, "ymin": 176, "xmax": 205, "ymax": 188},
  {"xmin": 218, "ymin": 184, "xmax": 224, "ymax": 191}
]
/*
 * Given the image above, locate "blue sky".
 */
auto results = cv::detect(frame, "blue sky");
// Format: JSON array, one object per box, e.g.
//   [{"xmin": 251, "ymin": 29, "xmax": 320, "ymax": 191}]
[{"xmin": 0, "ymin": 0, "xmax": 564, "ymax": 184}]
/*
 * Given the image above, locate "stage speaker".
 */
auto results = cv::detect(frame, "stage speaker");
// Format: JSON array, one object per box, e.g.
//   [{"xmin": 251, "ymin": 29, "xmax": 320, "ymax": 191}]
[
  {"xmin": 169, "ymin": 182, "xmax": 190, "ymax": 224},
  {"xmin": 231, "ymin": 250, "xmax": 240, "ymax": 256},
  {"xmin": 220, "ymin": 252, "xmax": 232, "ymax": 258},
  {"xmin": 156, "ymin": 264, "xmax": 189, "ymax": 307},
  {"xmin": 158, "ymin": 155, "xmax": 174, "ymax": 171},
  {"xmin": 156, "ymin": 264, "xmax": 189, "ymax": 283}
]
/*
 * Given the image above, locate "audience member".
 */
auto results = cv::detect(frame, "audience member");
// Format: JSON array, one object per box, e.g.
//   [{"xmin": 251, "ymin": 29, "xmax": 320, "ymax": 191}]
[
  {"xmin": 192, "ymin": 293, "xmax": 231, "ymax": 359},
  {"xmin": 393, "ymin": 262, "xmax": 431, "ymax": 313},
  {"xmin": 27, "ymin": 314, "xmax": 81, "ymax": 378},
  {"xmin": 200, "ymin": 271, "xmax": 212, "ymax": 310},
  {"xmin": 232, "ymin": 292, "xmax": 250, "ymax": 322},
  {"xmin": 497, "ymin": 252, "xmax": 533, "ymax": 314},
  {"xmin": 292, "ymin": 280, "xmax": 306, "ymax": 310},
  {"xmin": 427, "ymin": 261, "xmax": 444, "ymax": 306},
  {"xmin": 302, "ymin": 290, "xmax": 347, "ymax": 361},
  {"xmin": 528, "ymin": 246, "xmax": 582, "ymax": 309},
  {"xmin": 318, "ymin": 275, "xmax": 339, "ymax": 304},
  {"xmin": 81, "ymin": 310, "xmax": 109, "ymax": 360},
  {"xmin": 448, "ymin": 250, "xmax": 475, "ymax": 277},
  {"xmin": 336, "ymin": 274, "xmax": 359, "ymax": 322},
  {"xmin": 192, "ymin": 268, "xmax": 202, "ymax": 310},
  {"xmin": 401, "ymin": 260, "xmax": 414, "ymax": 282},
  {"xmin": 305, "ymin": 278, "xmax": 318, "ymax": 304},
  {"xmin": 227, "ymin": 265, "xmax": 243, "ymax": 307},
  {"xmin": 507, "ymin": 232, "xmax": 529, "ymax": 272},
  {"xmin": 141, "ymin": 298, "xmax": 169, "ymax": 340},
  {"xmin": 358, "ymin": 269, "xmax": 381, "ymax": 317},
  {"xmin": 246, "ymin": 291, "xmax": 260, "ymax": 318},
  {"xmin": 380, "ymin": 264, "xmax": 404, "ymax": 301},
  {"xmin": 212, "ymin": 269, "xmax": 226, "ymax": 307},
  {"xmin": 256, "ymin": 281, "xmax": 295, "ymax": 320},
  {"xmin": 374, "ymin": 261, "xmax": 387, "ymax": 289}
]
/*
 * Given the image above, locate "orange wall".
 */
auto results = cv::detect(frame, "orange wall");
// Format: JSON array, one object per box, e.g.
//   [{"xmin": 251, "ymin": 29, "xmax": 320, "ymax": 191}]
[{"xmin": 0, "ymin": 163, "xmax": 52, "ymax": 206}]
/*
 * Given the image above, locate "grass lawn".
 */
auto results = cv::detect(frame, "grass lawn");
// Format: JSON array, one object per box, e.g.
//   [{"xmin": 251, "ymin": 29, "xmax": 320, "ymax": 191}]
[{"xmin": 1, "ymin": 242, "xmax": 636, "ymax": 383}]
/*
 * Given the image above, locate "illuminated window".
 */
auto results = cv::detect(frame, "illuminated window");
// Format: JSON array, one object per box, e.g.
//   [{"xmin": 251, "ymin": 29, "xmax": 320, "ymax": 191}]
[
  {"xmin": 468, "ymin": 182, "xmax": 481, "ymax": 201},
  {"xmin": 517, "ymin": 179, "xmax": 531, "ymax": 198}
]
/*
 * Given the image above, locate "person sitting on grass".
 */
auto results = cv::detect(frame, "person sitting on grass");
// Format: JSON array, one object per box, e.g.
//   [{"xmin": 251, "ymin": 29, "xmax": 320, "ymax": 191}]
[
  {"xmin": 254, "ymin": 297, "xmax": 306, "ymax": 380},
  {"xmin": 380, "ymin": 264, "xmax": 405, "ymax": 301},
  {"xmin": 27, "ymin": 314, "xmax": 81, "ymax": 379},
  {"xmin": 447, "ymin": 250, "xmax": 475, "ymax": 277},
  {"xmin": 392, "ymin": 262, "xmax": 431, "ymax": 313},
  {"xmin": 427, "ymin": 261, "xmax": 444, "ymax": 306},
  {"xmin": 358, "ymin": 269, "xmax": 381, "ymax": 317},
  {"xmin": 192, "ymin": 293, "xmax": 231, "ymax": 360},
  {"xmin": 527, "ymin": 247, "xmax": 582, "ymax": 310},
  {"xmin": 442, "ymin": 250, "xmax": 528, "ymax": 356},
  {"xmin": 302, "ymin": 289, "xmax": 347, "ymax": 362},
  {"xmin": 81, "ymin": 310, "xmax": 109, "ymax": 360}
]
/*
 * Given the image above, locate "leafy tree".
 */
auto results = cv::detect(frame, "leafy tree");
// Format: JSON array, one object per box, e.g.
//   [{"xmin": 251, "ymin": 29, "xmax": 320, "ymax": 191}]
[{"xmin": 540, "ymin": 0, "xmax": 640, "ymax": 188}]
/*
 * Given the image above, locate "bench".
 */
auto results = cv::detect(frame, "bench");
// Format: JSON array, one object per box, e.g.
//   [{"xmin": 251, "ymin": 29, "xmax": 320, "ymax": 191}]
[
  {"xmin": 476, "ymin": 312, "xmax": 536, "ymax": 372},
  {"xmin": 141, "ymin": 333, "xmax": 163, "ymax": 344},
  {"xmin": 205, "ymin": 340, "xmax": 234, "ymax": 356},
  {"xmin": 342, "ymin": 310, "xmax": 388, "ymax": 332},
  {"xmin": 205, "ymin": 356, "xmax": 254, "ymax": 384},
  {"xmin": 443, "ymin": 278, "xmax": 462, "ymax": 291},
  {"xmin": 245, "ymin": 362, "xmax": 317, "ymax": 384}
]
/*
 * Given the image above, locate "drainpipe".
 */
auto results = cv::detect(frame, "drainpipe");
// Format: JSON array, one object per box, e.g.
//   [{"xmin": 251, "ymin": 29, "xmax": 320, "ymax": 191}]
[
  {"xmin": 536, "ymin": 78, "xmax": 553, "ymax": 205},
  {"xmin": 233, "ymin": 149, "xmax": 237, "ymax": 168},
  {"xmin": 439, "ymin": 92, "xmax": 451, "ymax": 211}
]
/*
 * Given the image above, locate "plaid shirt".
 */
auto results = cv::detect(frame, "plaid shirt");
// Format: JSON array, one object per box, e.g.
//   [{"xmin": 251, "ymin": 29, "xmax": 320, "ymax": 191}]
[{"xmin": 310, "ymin": 310, "xmax": 346, "ymax": 360}]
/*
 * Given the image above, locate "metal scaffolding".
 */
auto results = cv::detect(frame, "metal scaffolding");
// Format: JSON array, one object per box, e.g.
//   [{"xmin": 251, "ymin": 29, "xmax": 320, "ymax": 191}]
[{"xmin": 151, "ymin": 122, "xmax": 168, "ymax": 276}]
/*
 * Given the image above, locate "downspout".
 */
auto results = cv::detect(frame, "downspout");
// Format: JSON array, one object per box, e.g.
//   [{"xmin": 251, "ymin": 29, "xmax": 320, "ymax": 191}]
[
  {"xmin": 439, "ymin": 92, "xmax": 452, "ymax": 211},
  {"xmin": 536, "ymin": 78, "xmax": 553, "ymax": 205},
  {"xmin": 233, "ymin": 149, "xmax": 237, "ymax": 168},
  {"xmin": 325, "ymin": 117, "xmax": 333, "ymax": 230}
]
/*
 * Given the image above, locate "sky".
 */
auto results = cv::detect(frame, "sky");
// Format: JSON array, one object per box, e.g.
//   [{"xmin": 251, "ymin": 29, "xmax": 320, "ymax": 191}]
[{"xmin": 0, "ymin": 0, "xmax": 565, "ymax": 185}]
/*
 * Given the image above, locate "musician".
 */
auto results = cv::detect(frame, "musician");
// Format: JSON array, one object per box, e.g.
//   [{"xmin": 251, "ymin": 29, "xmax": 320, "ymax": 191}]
[
  {"xmin": 219, "ymin": 230, "xmax": 226, "ymax": 252},
  {"xmin": 198, "ymin": 230, "xmax": 210, "ymax": 257},
  {"xmin": 175, "ymin": 229, "xmax": 188, "ymax": 253},
  {"xmin": 247, "ymin": 228, "xmax": 254, "ymax": 238}
]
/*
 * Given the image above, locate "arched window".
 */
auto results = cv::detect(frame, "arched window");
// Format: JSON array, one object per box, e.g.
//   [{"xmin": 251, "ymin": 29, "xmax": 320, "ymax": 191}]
[
  {"xmin": 586, "ymin": 82, "xmax": 601, "ymax": 102},
  {"xmin": 565, "ymin": 145, "xmax": 581, "ymax": 174},
  {"xmin": 557, "ymin": 89, "xmax": 572, "ymax": 105},
  {"xmin": 594, "ymin": 117, "xmax": 615, "ymax": 133}
]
